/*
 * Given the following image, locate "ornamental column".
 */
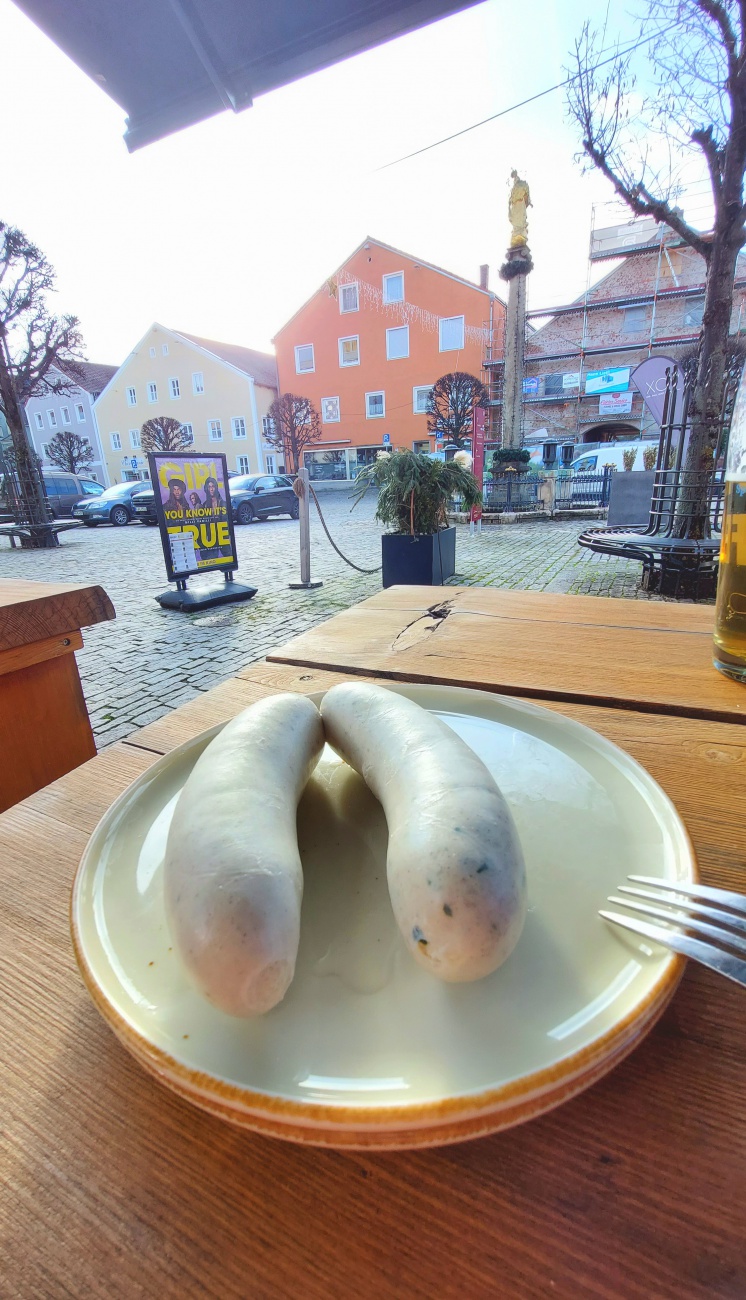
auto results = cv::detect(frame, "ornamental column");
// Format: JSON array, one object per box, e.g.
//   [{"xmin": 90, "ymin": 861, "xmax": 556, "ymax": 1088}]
[{"xmin": 500, "ymin": 170, "xmax": 533, "ymax": 449}]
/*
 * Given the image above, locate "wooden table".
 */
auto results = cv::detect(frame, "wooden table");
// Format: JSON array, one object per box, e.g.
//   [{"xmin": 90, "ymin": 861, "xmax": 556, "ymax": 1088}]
[
  {"xmin": 2, "ymin": 589, "xmax": 745, "ymax": 1298},
  {"xmin": 0, "ymin": 578, "xmax": 115, "ymax": 811}
]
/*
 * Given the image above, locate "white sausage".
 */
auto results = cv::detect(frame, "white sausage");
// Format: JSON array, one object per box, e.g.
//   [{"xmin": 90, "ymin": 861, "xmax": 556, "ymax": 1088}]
[
  {"xmin": 164, "ymin": 693, "xmax": 324, "ymax": 1016},
  {"xmin": 320, "ymin": 683, "xmax": 527, "ymax": 982}
]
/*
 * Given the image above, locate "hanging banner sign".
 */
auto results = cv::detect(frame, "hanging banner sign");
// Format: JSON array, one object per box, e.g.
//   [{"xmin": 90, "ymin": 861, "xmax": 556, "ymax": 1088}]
[
  {"xmin": 149, "ymin": 452, "xmax": 238, "ymax": 582},
  {"xmin": 599, "ymin": 391, "xmax": 634, "ymax": 415},
  {"xmin": 585, "ymin": 367, "xmax": 631, "ymax": 395},
  {"xmin": 562, "ymin": 372, "xmax": 581, "ymax": 389},
  {"xmin": 522, "ymin": 377, "xmax": 540, "ymax": 395},
  {"xmin": 472, "ymin": 405, "xmax": 487, "ymax": 484},
  {"xmin": 630, "ymin": 354, "xmax": 686, "ymax": 428}
]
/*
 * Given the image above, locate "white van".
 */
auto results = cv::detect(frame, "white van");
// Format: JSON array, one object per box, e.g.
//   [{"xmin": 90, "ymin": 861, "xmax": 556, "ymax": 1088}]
[{"xmin": 571, "ymin": 442, "xmax": 654, "ymax": 474}]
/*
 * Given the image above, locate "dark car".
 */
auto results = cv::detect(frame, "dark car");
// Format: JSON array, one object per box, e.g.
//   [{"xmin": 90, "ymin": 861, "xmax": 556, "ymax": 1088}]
[
  {"xmin": 72, "ymin": 480, "xmax": 148, "ymax": 526},
  {"xmin": 132, "ymin": 474, "xmax": 298, "ymax": 526},
  {"xmin": 42, "ymin": 470, "xmax": 104, "ymax": 517}
]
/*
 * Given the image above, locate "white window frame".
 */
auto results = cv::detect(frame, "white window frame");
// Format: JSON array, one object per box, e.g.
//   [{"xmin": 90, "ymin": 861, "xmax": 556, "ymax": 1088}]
[
  {"xmin": 295, "ymin": 343, "xmax": 315, "ymax": 374},
  {"xmin": 265, "ymin": 454, "xmax": 276, "ymax": 474},
  {"xmin": 622, "ymin": 305, "xmax": 647, "ymax": 334},
  {"xmin": 438, "ymin": 315, "xmax": 465, "ymax": 352},
  {"xmin": 149, "ymin": 346, "xmax": 156, "ymax": 358},
  {"xmin": 383, "ymin": 271, "xmax": 405, "ymax": 304},
  {"xmin": 169, "ymin": 377, "xmax": 180, "ymax": 399},
  {"xmin": 46, "ymin": 410, "xmax": 57, "ymax": 428},
  {"xmin": 75, "ymin": 403, "xmax": 86, "ymax": 423},
  {"xmin": 413, "ymin": 385, "xmax": 433, "ymax": 414},
  {"xmin": 339, "ymin": 281, "xmax": 359, "ymax": 314},
  {"xmin": 129, "ymin": 429, "xmax": 141, "ymax": 449},
  {"xmin": 232, "ymin": 416, "xmax": 247, "ymax": 439},
  {"xmin": 237, "ymin": 455, "xmax": 251, "ymax": 474},
  {"xmin": 126, "ymin": 386, "xmax": 137, "ymax": 406},
  {"xmin": 34, "ymin": 412, "xmax": 44, "ymax": 431},
  {"xmin": 262, "ymin": 415, "xmax": 274, "ymax": 439},
  {"xmin": 60, "ymin": 405, "xmax": 70, "ymax": 424},
  {"xmin": 147, "ymin": 382, "xmax": 158, "ymax": 403},
  {"xmin": 208, "ymin": 419, "xmax": 223, "ymax": 441},
  {"xmin": 42, "ymin": 442, "xmax": 51, "ymax": 457},
  {"xmin": 321, "ymin": 397, "xmax": 341, "ymax": 424},
  {"xmin": 162, "ymin": 343, "xmax": 169, "ymax": 356},
  {"xmin": 110, "ymin": 432, "xmax": 122, "ymax": 451},
  {"xmin": 338, "ymin": 335, "xmax": 360, "ymax": 367},
  {"xmin": 365, "ymin": 391, "xmax": 385, "ymax": 419},
  {"xmin": 181, "ymin": 422, "xmax": 194, "ymax": 444},
  {"xmin": 192, "ymin": 371, "xmax": 204, "ymax": 395},
  {"xmin": 386, "ymin": 325, "xmax": 409, "ymax": 360}
]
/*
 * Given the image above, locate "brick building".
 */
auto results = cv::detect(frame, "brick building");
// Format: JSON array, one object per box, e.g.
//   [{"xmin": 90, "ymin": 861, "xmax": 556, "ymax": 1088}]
[{"xmin": 486, "ymin": 218, "xmax": 746, "ymax": 452}]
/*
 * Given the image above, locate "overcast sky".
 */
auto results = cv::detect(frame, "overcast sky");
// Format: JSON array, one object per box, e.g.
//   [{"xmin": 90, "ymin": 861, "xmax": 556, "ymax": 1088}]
[{"xmin": 1, "ymin": 0, "xmax": 715, "ymax": 365}]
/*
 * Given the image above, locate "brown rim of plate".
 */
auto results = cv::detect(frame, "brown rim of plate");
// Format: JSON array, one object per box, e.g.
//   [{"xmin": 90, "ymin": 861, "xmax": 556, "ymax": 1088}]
[{"xmin": 69, "ymin": 686, "xmax": 698, "ymax": 1143}]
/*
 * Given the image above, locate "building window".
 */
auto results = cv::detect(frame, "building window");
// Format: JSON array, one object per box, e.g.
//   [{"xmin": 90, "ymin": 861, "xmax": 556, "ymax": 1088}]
[
  {"xmin": 339, "ymin": 282, "xmax": 359, "ymax": 313},
  {"xmin": 110, "ymin": 432, "xmax": 121, "ymax": 450},
  {"xmin": 192, "ymin": 371, "xmax": 204, "ymax": 395},
  {"xmin": 149, "ymin": 346, "xmax": 156, "ymax": 358},
  {"xmin": 129, "ymin": 429, "xmax": 141, "ymax": 449},
  {"xmin": 413, "ymin": 385, "xmax": 432, "ymax": 414},
  {"xmin": 623, "ymin": 305, "xmax": 647, "ymax": 334},
  {"xmin": 34, "ymin": 412, "xmax": 44, "ymax": 430},
  {"xmin": 321, "ymin": 397, "xmax": 340, "ymax": 423},
  {"xmin": 386, "ymin": 325, "xmax": 409, "ymax": 360},
  {"xmin": 60, "ymin": 405, "xmax": 70, "ymax": 424},
  {"xmin": 366, "ymin": 391, "xmax": 385, "ymax": 418},
  {"xmin": 47, "ymin": 410, "xmax": 57, "ymax": 428},
  {"xmin": 232, "ymin": 416, "xmax": 246, "ymax": 439},
  {"xmin": 439, "ymin": 315, "xmax": 465, "ymax": 351},
  {"xmin": 339, "ymin": 336, "xmax": 360, "ymax": 367},
  {"xmin": 208, "ymin": 419, "xmax": 223, "ymax": 441},
  {"xmin": 295, "ymin": 343, "xmax": 315, "ymax": 373},
  {"xmin": 148, "ymin": 382, "xmax": 157, "ymax": 402},
  {"xmin": 162, "ymin": 343, "xmax": 169, "ymax": 356},
  {"xmin": 262, "ymin": 416, "xmax": 274, "ymax": 439},
  {"xmin": 169, "ymin": 377, "xmax": 180, "ymax": 398},
  {"xmin": 42, "ymin": 443, "xmax": 51, "ymax": 457},
  {"xmin": 237, "ymin": 455, "xmax": 251, "ymax": 474},
  {"xmin": 544, "ymin": 373, "xmax": 565, "ymax": 397},
  {"xmin": 383, "ymin": 272, "xmax": 404, "ymax": 304},
  {"xmin": 76, "ymin": 403, "xmax": 85, "ymax": 422},
  {"xmin": 181, "ymin": 423, "xmax": 194, "ymax": 443},
  {"xmin": 126, "ymin": 386, "xmax": 137, "ymax": 406},
  {"xmin": 684, "ymin": 297, "xmax": 705, "ymax": 328}
]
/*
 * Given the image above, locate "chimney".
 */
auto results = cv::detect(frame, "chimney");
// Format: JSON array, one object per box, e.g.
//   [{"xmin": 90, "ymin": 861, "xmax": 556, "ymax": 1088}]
[{"xmin": 479, "ymin": 264, "xmax": 489, "ymax": 290}]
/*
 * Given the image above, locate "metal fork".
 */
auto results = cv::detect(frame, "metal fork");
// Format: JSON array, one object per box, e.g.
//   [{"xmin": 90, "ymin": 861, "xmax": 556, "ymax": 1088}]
[{"xmin": 600, "ymin": 876, "xmax": 746, "ymax": 989}]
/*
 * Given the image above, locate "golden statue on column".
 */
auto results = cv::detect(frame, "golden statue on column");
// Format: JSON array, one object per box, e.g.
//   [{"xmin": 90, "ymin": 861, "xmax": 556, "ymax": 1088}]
[{"xmin": 508, "ymin": 170, "xmax": 532, "ymax": 248}]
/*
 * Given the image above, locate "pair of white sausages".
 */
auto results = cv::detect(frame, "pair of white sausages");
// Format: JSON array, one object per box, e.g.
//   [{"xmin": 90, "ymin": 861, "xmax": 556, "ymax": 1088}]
[{"xmin": 164, "ymin": 684, "xmax": 527, "ymax": 1016}]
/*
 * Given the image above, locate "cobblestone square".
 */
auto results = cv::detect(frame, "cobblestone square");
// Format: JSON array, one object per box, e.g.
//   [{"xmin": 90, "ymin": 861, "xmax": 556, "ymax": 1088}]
[{"xmin": 1, "ymin": 491, "xmax": 655, "ymax": 745}]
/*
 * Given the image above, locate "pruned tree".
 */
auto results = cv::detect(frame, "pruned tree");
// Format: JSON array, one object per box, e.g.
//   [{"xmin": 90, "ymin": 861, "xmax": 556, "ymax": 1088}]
[
  {"xmin": 265, "ymin": 393, "xmax": 322, "ymax": 473},
  {"xmin": 0, "ymin": 222, "xmax": 84, "ymax": 544},
  {"xmin": 140, "ymin": 416, "xmax": 194, "ymax": 453},
  {"xmin": 46, "ymin": 428, "xmax": 95, "ymax": 474},
  {"xmin": 567, "ymin": 3, "xmax": 746, "ymax": 532},
  {"xmin": 426, "ymin": 372, "xmax": 489, "ymax": 448}
]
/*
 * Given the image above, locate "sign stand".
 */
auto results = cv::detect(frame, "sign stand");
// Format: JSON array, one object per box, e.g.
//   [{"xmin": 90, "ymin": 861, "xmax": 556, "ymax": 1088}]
[
  {"xmin": 149, "ymin": 452, "xmax": 257, "ymax": 612},
  {"xmin": 289, "ymin": 469, "xmax": 322, "ymax": 590}
]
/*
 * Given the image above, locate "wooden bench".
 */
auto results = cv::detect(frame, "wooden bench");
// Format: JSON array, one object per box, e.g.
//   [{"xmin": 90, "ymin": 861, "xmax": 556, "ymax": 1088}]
[{"xmin": 0, "ymin": 520, "xmax": 81, "ymax": 547}]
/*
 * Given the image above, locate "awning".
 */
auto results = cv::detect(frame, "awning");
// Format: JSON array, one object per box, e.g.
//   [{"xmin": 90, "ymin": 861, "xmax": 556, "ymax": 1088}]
[{"xmin": 13, "ymin": 0, "xmax": 478, "ymax": 151}]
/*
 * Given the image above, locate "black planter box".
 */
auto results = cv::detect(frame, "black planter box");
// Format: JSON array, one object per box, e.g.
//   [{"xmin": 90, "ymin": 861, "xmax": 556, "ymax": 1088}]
[{"xmin": 381, "ymin": 526, "xmax": 456, "ymax": 588}]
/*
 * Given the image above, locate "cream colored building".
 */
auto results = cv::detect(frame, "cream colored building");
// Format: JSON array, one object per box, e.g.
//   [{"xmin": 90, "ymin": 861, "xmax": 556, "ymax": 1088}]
[{"xmin": 94, "ymin": 323, "xmax": 278, "ymax": 484}]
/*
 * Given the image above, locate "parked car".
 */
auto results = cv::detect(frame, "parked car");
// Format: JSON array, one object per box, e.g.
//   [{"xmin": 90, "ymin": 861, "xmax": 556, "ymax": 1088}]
[
  {"xmin": 132, "ymin": 474, "xmax": 298, "ymax": 526},
  {"xmin": 571, "ymin": 442, "xmax": 654, "ymax": 475},
  {"xmin": 42, "ymin": 469, "xmax": 104, "ymax": 517},
  {"xmin": 72, "ymin": 480, "xmax": 148, "ymax": 526}
]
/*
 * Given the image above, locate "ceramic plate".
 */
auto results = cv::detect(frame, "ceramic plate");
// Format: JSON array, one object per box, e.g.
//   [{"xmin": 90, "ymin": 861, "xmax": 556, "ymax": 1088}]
[{"xmin": 71, "ymin": 684, "xmax": 696, "ymax": 1149}]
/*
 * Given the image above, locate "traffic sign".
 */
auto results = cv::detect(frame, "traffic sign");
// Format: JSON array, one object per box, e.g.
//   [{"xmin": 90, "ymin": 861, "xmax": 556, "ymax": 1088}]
[{"xmin": 382, "ymin": 433, "xmax": 391, "ymax": 445}]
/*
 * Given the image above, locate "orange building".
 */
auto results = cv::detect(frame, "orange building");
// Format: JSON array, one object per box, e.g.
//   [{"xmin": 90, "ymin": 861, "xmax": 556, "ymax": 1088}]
[{"xmin": 273, "ymin": 238, "xmax": 504, "ymax": 482}]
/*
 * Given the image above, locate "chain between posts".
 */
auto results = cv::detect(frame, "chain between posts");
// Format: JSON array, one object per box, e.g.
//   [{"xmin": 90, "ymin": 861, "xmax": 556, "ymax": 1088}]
[{"xmin": 293, "ymin": 475, "xmax": 382, "ymax": 574}]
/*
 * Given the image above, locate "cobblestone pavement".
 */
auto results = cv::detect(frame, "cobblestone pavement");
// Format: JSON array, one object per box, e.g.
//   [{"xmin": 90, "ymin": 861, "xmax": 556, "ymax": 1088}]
[{"xmin": 1, "ymin": 491, "xmax": 655, "ymax": 746}]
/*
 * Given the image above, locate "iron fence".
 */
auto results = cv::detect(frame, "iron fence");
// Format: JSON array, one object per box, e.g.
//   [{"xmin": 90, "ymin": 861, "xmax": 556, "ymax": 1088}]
[{"xmin": 553, "ymin": 469, "xmax": 614, "ymax": 511}]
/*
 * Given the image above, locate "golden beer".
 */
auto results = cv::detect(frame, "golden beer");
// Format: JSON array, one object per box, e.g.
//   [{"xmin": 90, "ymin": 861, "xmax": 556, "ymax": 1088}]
[{"xmin": 713, "ymin": 481, "xmax": 746, "ymax": 680}]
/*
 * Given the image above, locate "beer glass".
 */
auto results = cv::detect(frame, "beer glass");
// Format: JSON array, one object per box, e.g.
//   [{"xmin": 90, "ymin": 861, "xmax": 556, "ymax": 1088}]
[{"xmin": 713, "ymin": 369, "xmax": 746, "ymax": 681}]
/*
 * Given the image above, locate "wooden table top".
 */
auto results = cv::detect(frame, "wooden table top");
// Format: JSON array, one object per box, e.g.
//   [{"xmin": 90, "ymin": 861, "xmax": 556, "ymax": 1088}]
[
  {"xmin": 269, "ymin": 586, "xmax": 745, "ymax": 724},
  {"xmin": 2, "ymin": 621, "xmax": 745, "ymax": 1297},
  {"xmin": 0, "ymin": 577, "xmax": 115, "ymax": 651}
]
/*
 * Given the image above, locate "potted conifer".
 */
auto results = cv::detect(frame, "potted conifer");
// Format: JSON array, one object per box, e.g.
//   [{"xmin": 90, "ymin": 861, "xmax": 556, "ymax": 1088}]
[{"xmin": 353, "ymin": 450, "xmax": 481, "ymax": 588}]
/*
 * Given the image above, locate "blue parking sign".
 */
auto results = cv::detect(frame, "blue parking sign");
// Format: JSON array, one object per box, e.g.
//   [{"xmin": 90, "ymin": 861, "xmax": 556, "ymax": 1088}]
[{"xmin": 382, "ymin": 433, "xmax": 391, "ymax": 445}]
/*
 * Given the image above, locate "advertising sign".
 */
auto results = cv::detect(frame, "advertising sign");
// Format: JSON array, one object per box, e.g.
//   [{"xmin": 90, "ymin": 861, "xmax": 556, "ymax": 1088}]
[
  {"xmin": 149, "ymin": 452, "xmax": 238, "ymax": 582},
  {"xmin": 562, "ymin": 372, "xmax": 581, "ymax": 389},
  {"xmin": 522, "ymin": 377, "xmax": 540, "ymax": 396},
  {"xmin": 630, "ymin": 355, "xmax": 686, "ymax": 428},
  {"xmin": 472, "ymin": 405, "xmax": 487, "ymax": 483},
  {"xmin": 599, "ymin": 391, "xmax": 634, "ymax": 416},
  {"xmin": 585, "ymin": 367, "xmax": 631, "ymax": 395}
]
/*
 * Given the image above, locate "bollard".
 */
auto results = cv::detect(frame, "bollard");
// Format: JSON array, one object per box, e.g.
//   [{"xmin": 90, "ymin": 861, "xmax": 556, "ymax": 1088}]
[{"xmin": 289, "ymin": 468, "xmax": 323, "ymax": 590}]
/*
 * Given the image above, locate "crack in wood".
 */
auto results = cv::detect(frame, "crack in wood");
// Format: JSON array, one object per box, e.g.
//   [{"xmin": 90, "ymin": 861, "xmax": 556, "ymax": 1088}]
[{"xmin": 390, "ymin": 599, "xmax": 455, "ymax": 653}]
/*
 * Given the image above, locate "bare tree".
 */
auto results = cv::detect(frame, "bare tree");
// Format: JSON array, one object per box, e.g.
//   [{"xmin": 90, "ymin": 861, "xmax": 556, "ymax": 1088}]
[
  {"xmin": 265, "ymin": 393, "xmax": 322, "ymax": 472},
  {"xmin": 567, "ymin": 3, "xmax": 746, "ymax": 533},
  {"xmin": 46, "ymin": 428, "xmax": 95, "ymax": 474},
  {"xmin": 426, "ymin": 372, "xmax": 489, "ymax": 448},
  {"xmin": 140, "ymin": 416, "xmax": 194, "ymax": 453},
  {"xmin": 0, "ymin": 223, "xmax": 84, "ymax": 544}
]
